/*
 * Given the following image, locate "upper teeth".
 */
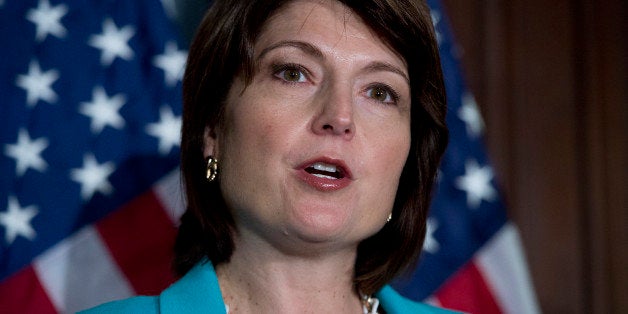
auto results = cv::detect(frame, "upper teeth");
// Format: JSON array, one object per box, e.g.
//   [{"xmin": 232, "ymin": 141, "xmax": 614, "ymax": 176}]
[{"xmin": 311, "ymin": 162, "xmax": 337, "ymax": 173}]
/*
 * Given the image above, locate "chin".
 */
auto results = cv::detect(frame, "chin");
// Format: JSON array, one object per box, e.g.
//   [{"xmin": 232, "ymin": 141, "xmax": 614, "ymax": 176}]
[
  {"xmin": 284, "ymin": 208, "xmax": 379, "ymax": 248},
  {"xmin": 285, "ymin": 206, "xmax": 352, "ymax": 240}
]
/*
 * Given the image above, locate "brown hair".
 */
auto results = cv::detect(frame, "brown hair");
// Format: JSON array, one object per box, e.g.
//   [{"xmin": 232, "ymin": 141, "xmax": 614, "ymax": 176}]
[{"xmin": 175, "ymin": 0, "xmax": 448, "ymax": 295}]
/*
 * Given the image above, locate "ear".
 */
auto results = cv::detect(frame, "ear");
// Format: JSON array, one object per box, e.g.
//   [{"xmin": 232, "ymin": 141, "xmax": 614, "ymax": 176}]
[{"xmin": 203, "ymin": 126, "xmax": 219, "ymax": 158}]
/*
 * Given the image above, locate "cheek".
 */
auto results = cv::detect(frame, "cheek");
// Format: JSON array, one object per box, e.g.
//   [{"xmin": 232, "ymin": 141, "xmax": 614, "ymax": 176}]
[
  {"xmin": 217, "ymin": 111, "xmax": 277, "ymax": 217},
  {"xmin": 218, "ymin": 93, "xmax": 295, "ymax": 190},
  {"xmin": 366, "ymin": 123, "xmax": 411, "ymax": 194},
  {"xmin": 370, "ymin": 119, "xmax": 411, "ymax": 166},
  {"xmin": 223, "ymin": 91, "xmax": 276, "ymax": 149}
]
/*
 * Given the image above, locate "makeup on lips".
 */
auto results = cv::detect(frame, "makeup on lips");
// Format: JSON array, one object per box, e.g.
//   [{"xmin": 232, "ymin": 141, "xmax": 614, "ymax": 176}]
[{"xmin": 296, "ymin": 157, "xmax": 353, "ymax": 192}]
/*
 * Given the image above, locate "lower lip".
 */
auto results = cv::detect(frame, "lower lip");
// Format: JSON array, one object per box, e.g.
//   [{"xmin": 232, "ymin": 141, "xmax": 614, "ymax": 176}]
[{"xmin": 296, "ymin": 169, "xmax": 351, "ymax": 192}]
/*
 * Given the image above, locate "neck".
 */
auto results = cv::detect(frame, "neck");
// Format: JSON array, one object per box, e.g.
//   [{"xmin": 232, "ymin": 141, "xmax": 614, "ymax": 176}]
[{"xmin": 216, "ymin": 232, "xmax": 364, "ymax": 314}]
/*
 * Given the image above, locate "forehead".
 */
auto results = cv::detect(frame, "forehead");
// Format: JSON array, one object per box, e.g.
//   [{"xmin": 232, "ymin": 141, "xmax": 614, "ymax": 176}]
[{"xmin": 255, "ymin": 0, "xmax": 407, "ymax": 69}]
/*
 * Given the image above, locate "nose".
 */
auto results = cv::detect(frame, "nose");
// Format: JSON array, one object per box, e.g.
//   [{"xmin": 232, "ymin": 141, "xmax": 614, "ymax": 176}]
[{"xmin": 311, "ymin": 82, "xmax": 355, "ymax": 140}]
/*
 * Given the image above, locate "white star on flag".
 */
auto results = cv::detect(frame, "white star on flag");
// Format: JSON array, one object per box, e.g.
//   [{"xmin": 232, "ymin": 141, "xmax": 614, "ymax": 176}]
[
  {"xmin": 88, "ymin": 18, "xmax": 135, "ymax": 66},
  {"xmin": 26, "ymin": 0, "xmax": 68, "ymax": 42},
  {"xmin": 160, "ymin": 0, "xmax": 178, "ymax": 19},
  {"xmin": 458, "ymin": 92, "xmax": 485, "ymax": 138},
  {"xmin": 79, "ymin": 86, "xmax": 127, "ymax": 134},
  {"xmin": 70, "ymin": 154, "xmax": 116, "ymax": 201},
  {"xmin": 146, "ymin": 105, "xmax": 181, "ymax": 155},
  {"xmin": 153, "ymin": 41, "xmax": 187, "ymax": 86},
  {"xmin": 431, "ymin": 11, "xmax": 442, "ymax": 45},
  {"xmin": 0, "ymin": 197, "xmax": 38, "ymax": 245},
  {"xmin": 423, "ymin": 217, "xmax": 440, "ymax": 254},
  {"xmin": 4, "ymin": 128, "xmax": 49, "ymax": 177},
  {"xmin": 455, "ymin": 159, "xmax": 497, "ymax": 209},
  {"xmin": 15, "ymin": 60, "xmax": 59, "ymax": 107}
]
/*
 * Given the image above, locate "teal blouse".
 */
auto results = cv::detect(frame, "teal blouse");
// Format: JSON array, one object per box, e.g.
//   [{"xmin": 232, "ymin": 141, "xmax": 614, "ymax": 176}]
[{"xmin": 80, "ymin": 260, "xmax": 458, "ymax": 314}]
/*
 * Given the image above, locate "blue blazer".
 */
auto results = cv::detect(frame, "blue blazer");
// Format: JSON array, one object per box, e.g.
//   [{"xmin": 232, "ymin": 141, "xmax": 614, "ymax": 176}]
[{"xmin": 80, "ymin": 260, "xmax": 458, "ymax": 314}]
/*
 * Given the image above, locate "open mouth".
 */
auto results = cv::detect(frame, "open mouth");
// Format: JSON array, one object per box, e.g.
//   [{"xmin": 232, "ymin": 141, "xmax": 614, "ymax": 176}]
[
  {"xmin": 304, "ymin": 162, "xmax": 345, "ymax": 179},
  {"xmin": 297, "ymin": 158, "xmax": 352, "ymax": 191}
]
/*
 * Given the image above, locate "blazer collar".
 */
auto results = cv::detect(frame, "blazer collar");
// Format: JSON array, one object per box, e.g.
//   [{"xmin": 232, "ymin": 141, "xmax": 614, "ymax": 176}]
[
  {"xmin": 159, "ymin": 260, "xmax": 227, "ymax": 314},
  {"xmin": 156, "ymin": 259, "xmax": 444, "ymax": 314}
]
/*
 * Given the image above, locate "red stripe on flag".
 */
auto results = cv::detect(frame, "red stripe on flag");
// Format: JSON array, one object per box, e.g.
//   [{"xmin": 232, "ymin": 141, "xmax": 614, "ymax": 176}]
[
  {"xmin": 96, "ymin": 190, "xmax": 177, "ymax": 295},
  {"xmin": 0, "ymin": 266, "xmax": 57, "ymax": 314},
  {"xmin": 434, "ymin": 261, "xmax": 503, "ymax": 314}
]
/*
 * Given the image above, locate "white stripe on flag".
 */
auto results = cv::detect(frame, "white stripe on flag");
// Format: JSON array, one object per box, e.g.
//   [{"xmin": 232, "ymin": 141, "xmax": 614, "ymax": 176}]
[
  {"xmin": 424, "ymin": 296, "xmax": 443, "ymax": 307},
  {"xmin": 154, "ymin": 168, "xmax": 186, "ymax": 224},
  {"xmin": 33, "ymin": 226, "xmax": 134, "ymax": 313},
  {"xmin": 476, "ymin": 223, "xmax": 541, "ymax": 314}
]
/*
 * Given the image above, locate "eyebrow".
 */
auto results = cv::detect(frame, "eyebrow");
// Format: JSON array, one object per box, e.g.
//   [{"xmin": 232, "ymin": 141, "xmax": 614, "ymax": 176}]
[
  {"xmin": 257, "ymin": 40, "xmax": 409, "ymax": 83},
  {"xmin": 257, "ymin": 40, "xmax": 324, "ymax": 61},
  {"xmin": 362, "ymin": 61, "xmax": 410, "ymax": 84}
]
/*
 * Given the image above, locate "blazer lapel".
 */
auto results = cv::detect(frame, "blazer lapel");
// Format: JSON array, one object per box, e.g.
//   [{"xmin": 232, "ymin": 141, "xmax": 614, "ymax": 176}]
[{"xmin": 159, "ymin": 260, "xmax": 227, "ymax": 314}]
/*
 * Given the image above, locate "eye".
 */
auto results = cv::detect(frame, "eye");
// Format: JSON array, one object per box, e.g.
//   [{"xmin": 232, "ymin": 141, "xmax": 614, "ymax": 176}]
[
  {"xmin": 366, "ymin": 84, "xmax": 399, "ymax": 105},
  {"xmin": 273, "ymin": 64, "xmax": 308, "ymax": 83}
]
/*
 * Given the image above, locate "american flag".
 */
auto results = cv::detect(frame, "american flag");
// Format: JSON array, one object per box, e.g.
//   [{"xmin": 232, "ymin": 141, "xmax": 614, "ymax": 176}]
[
  {"xmin": 391, "ymin": 1, "xmax": 540, "ymax": 312},
  {"xmin": 0, "ymin": 0, "xmax": 540, "ymax": 313}
]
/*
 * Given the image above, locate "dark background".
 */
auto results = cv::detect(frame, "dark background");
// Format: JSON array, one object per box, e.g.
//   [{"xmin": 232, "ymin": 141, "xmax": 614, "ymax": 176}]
[
  {"xmin": 171, "ymin": 0, "xmax": 628, "ymax": 312},
  {"xmin": 441, "ymin": 0, "xmax": 627, "ymax": 313}
]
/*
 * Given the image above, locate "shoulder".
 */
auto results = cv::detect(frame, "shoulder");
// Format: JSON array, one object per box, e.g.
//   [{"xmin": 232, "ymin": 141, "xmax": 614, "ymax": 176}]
[
  {"xmin": 78, "ymin": 295, "xmax": 159, "ymax": 314},
  {"xmin": 377, "ymin": 286, "xmax": 462, "ymax": 314},
  {"xmin": 79, "ymin": 260, "xmax": 226, "ymax": 314}
]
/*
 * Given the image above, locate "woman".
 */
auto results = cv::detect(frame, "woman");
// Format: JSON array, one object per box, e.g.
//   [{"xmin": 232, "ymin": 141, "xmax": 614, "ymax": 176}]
[{"xmin": 83, "ymin": 0, "xmax": 452, "ymax": 313}]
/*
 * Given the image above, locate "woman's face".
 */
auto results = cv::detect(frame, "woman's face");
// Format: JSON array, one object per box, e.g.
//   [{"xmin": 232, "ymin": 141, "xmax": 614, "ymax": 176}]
[{"xmin": 206, "ymin": 0, "xmax": 411, "ymax": 253}]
